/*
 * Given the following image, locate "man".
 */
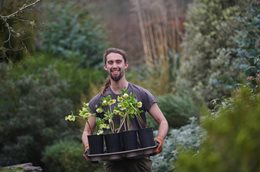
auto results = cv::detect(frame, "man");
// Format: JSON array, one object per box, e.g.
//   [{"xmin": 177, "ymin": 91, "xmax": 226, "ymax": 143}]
[{"xmin": 82, "ymin": 48, "xmax": 168, "ymax": 172}]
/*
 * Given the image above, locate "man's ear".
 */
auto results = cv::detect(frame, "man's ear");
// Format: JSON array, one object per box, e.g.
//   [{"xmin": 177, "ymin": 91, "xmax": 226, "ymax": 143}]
[
  {"xmin": 104, "ymin": 65, "xmax": 108, "ymax": 71},
  {"xmin": 124, "ymin": 63, "xmax": 129, "ymax": 70}
]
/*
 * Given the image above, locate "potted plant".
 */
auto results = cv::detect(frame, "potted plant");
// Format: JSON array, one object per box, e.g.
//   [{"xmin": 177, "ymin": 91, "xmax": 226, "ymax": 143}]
[
  {"xmin": 65, "ymin": 88, "xmax": 155, "ymax": 155},
  {"xmin": 65, "ymin": 103, "xmax": 108, "ymax": 154},
  {"xmin": 95, "ymin": 95, "xmax": 123, "ymax": 153},
  {"xmin": 113, "ymin": 89, "xmax": 143, "ymax": 151},
  {"xmin": 94, "ymin": 89, "xmax": 146, "ymax": 152},
  {"xmin": 115, "ymin": 89, "xmax": 155, "ymax": 149}
]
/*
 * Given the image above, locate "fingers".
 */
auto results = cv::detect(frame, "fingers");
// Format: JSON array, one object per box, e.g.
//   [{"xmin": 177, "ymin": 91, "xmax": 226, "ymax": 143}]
[
  {"xmin": 154, "ymin": 136, "xmax": 164, "ymax": 154},
  {"xmin": 155, "ymin": 144, "xmax": 162, "ymax": 154},
  {"xmin": 83, "ymin": 144, "xmax": 90, "ymax": 160},
  {"xmin": 84, "ymin": 144, "xmax": 89, "ymax": 152},
  {"xmin": 83, "ymin": 149, "xmax": 89, "ymax": 160}
]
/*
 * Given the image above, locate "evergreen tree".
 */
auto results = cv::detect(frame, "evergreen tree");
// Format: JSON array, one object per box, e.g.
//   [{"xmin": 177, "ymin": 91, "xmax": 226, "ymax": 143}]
[{"xmin": 177, "ymin": 0, "xmax": 254, "ymax": 105}]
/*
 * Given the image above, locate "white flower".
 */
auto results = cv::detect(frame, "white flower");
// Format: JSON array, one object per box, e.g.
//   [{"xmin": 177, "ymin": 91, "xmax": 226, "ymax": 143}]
[
  {"xmin": 108, "ymin": 99, "xmax": 116, "ymax": 106},
  {"xmin": 137, "ymin": 102, "xmax": 142, "ymax": 108},
  {"xmin": 123, "ymin": 93, "xmax": 129, "ymax": 98},
  {"xmin": 65, "ymin": 115, "xmax": 76, "ymax": 121},
  {"xmin": 102, "ymin": 100, "xmax": 107, "ymax": 106},
  {"xmin": 96, "ymin": 107, "xmax": 103, "ymax": 113}
]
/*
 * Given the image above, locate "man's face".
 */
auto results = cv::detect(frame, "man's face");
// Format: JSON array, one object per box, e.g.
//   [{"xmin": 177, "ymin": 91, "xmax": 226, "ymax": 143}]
[{"xmin": 104, "ymin": 52, "xmax": 128, "ymax": 82}]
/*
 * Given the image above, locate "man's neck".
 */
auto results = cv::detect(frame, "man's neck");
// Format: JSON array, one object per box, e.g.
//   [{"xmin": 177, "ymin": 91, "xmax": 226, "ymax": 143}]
[{"xmin": 110, "ymin": 78, "xmax": 128, "ymax": 94}]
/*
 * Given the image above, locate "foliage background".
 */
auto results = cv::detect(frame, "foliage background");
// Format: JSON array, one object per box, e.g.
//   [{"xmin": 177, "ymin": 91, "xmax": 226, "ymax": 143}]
[{"xmin": 0, "ymin": 0, "xmax": 259, "ymax": 171}]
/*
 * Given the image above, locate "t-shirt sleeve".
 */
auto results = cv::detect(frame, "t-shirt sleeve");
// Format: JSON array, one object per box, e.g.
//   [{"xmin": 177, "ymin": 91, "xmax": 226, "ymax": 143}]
[
  {"xmin": 141, "ymin": 88, "xmax": 157, "ymax": 111},
  {"xmin": 88, "ymin": 94, "xmax": 101, "ymax": 114}
]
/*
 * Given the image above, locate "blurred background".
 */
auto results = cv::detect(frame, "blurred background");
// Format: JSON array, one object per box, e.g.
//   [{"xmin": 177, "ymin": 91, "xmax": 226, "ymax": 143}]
[{"xmin": 0, "ymin": 0, "xmax": 259, "ymax": 171}]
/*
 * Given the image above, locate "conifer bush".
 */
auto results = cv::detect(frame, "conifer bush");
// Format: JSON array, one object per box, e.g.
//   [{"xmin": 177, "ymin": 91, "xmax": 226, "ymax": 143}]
[
  {"xmin": 42, "ymin": 140, "xmax": 102, "ymax": 172},
  {"xmin": 0, "ymin": 63, "xmax": 73, "ymax": 165},
  {"xmin": 39, "ymin": 1, "xmax": 108, "ymax": 67},
  {"xmin": 177, "ymin": 0, "xmax": 254, "ymax": 104},
  {"xmin": 175, "ymin": 87, "xmax": 260, "ymax": 172},
  {"xmin": 157, "ymin": 93, "xmax": 201, "ymax": 128},
  {"xmin": 151, "ymin": 117, "xmax": 205, "ymax": 172}
]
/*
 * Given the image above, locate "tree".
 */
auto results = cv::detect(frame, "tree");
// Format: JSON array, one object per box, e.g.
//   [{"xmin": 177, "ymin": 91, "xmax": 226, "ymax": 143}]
[
  {"xmin": 38, "ymin": 1, "xmax": 108, "ymax": 68},
  {"xmin": 177, "ymin": 0, "xmax": 254, "ymax": 105},
  {"xmin": 131, "ymin": 0, "xmax": 191, "ymax": 94},
  {"xmin": 0, "ymin": 0, "xmax": 40, "ymax": 63},
  {"xmin": 234, "ymin": 3, "xmax": 260, "ymax": 89}
]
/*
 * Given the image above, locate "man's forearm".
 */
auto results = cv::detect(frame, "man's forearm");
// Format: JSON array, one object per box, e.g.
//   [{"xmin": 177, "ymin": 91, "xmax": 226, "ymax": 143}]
[
  {"xmin": 82, "ymin": 130, "xmax": 91, "ymax": 150},
  {"xmin": 157, "ymin": 119, "xmax": 168, "ymax": 139},
  {"xmin": 82, "ymin": 116, "xmax": 96, "ymax": 150}
]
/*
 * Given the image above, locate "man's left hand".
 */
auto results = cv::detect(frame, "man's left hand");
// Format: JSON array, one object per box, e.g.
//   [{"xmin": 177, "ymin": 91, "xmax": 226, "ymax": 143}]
[{"xmin": 154, "ymin": 136, "xmax": 164, "ymax": 154}]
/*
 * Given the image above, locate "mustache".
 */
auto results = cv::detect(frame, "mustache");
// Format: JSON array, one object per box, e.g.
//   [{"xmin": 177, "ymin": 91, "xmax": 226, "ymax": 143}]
[{"xmin": 110, "ymin": 68, "xmax": 121, "ymax": 72}]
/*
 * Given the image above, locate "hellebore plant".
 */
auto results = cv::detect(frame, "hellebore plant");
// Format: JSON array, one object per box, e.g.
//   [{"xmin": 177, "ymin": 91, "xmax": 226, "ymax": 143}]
[
  {"xmin": 115, "ymin": 89, "xmax": 143, "ymax": 132},
  {"xmin": 65, "ymin": 102, "xmax": 109, "ymax": 135},
  {"xmin": 95, "ymin": 95, "xmax": 117, "ymax": 133},
  {"xmin": 65, "ymin": 88, "xmax": 143, "ymax": 134}
]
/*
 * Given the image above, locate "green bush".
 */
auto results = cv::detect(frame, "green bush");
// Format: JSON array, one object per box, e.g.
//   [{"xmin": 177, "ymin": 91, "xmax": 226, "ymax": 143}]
[
  {"xmin": 0, "ymin": 63, "xmax": 73, "ymax": 165},
  {"xmin": 156, "ymin": 85, "xmax": 202, "ymax": 128},
  {"xmin": 151, "ymin": 117, "xmax": 205, "ymax": 172},
  {"xmin": 234, "ymin": 4, "xmax": 260, "ymax": 89},
  {"xmin": 178, "ymin": 0, "xmax": 253, "ymax": 104},
  {"xmin": 13, "ymin": 53, "xmax": 106, "ymax": 104},
  {"xmin": 174, "ymin": 87, "xmax": 260, "ymax": 172},
  {"xmin": 0, "ymin": 54, "xmax": 106, "ymax": 166},
  {"xmin": 39, "ymin": 1, "xmax": 108, "ymax": 67},
  {"xmin": 42, "ymin": 140, "xmax": 103, "ymax": 172}
]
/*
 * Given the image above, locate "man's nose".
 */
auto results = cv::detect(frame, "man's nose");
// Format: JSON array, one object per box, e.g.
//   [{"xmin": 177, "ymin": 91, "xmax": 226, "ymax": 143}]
[{"xmin": 112, "ymin": 63, "xmax": 117, "ymax": 68}]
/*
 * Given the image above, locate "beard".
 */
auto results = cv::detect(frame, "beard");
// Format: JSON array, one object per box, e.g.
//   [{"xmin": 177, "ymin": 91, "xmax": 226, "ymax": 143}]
[{"xmin": 110, "ymin": 68, "xmax": 124, "ymax": 82}]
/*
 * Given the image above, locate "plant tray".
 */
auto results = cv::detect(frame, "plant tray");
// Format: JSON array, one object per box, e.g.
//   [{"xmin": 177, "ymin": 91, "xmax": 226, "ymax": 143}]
[{"xmin": 87, "ymin": 144, "xmax": 158, "ymax": 161}]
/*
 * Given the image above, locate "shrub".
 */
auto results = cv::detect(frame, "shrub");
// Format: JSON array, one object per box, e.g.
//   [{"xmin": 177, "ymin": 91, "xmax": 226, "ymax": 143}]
[
  {"xmin": 39, "ymin": 1, "xmax": 108, "ymax": 67},
  {"xmin": 13, "ymin": 53, "xmax": 106, "ymax": 104},
  {"xmin": 234, "ymin": 3, "xmax": 260, "ymax": 89},
  {"xmin": 42, "ymin": 140, "xmax": 103, "ymax": 172},
  {"xmin": 155, "ymin": 82, "xmax": 203, "ymax": 128},
  {"xmin": 151, "ymin": 117, "xmax": 205, "ymax": 172},
  {"xmin": 0, "ymin": 53, "xmax": 106, "ymax": 166},
  {"xmin": 178, "ymin": 0, "xmax": 252, "ymax": 104},
  {"xmin": 175, "ymin": 87, "xmax": 260, "ymax": 172},
  {"xmin": 0, "ymin": 63, "xmax": 73, "ymax": 165}
]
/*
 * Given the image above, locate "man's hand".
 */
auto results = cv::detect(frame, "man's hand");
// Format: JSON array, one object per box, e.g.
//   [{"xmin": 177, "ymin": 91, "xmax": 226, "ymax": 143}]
[
  {"xmin": 154, "ymin": 136, "xmax": 164, "ymax": 154},
  {"xmin": 83, "ymin": 144, "xmax": 89, "ymax": 160}
]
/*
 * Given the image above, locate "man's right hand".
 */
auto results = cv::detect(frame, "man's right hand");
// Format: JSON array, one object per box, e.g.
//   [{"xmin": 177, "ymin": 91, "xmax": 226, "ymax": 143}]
[{"xmin": 83, "ymin": 144, "xmax": 89, "ymax": 160}]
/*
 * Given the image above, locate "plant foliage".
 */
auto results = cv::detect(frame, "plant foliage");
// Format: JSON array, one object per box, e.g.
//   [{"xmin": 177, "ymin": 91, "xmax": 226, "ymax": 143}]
[
  {"xmin": 178, "ymin": 0, "xmax": 254, "ymax": 104},
  {"xmin": 234, "ymin": 3, "xmax": 260, "ymax": 89},
  {"xmin": 151, "ymin": 117, "xmax": 205, "ymax": 172},
  {"xmin": 42, "ymin": 140, "xmax": 102, "ymax": 172},
  {"xmin": 0, "ymin": 63, "xmax": 73, "ymax": 165},
  {"xmin": 39, "ymin": 1, "xmax": 108, "ymax": 67},
  {"xmin": 175, "ymin": 87, "xmax": 260, "ymax": 172},
  {"xmin": 156, "ymin": 85, "xmax": 202, "ymax": 128},
  {"xmin": 0, "ymin": 0, "xmax": 39, "ymax": 62}
]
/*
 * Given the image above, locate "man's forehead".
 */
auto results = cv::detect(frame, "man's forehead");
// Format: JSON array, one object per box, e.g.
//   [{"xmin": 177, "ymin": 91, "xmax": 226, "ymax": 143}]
[{"xmin": 106, "ymin": 53, "xmax": 124, "ymax": 61}]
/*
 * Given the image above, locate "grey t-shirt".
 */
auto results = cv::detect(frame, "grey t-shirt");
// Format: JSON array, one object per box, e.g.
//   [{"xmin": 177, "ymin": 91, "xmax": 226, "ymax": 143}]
[{"xmin": 88, "ymin": 82, "xmax": 156, "ymax": 131}]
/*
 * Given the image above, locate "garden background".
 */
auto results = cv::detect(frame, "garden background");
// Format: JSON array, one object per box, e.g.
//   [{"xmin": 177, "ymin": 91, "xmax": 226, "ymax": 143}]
[{"xmin": 0, "ymin": 0, "xmax": 259, "ymax": 171}]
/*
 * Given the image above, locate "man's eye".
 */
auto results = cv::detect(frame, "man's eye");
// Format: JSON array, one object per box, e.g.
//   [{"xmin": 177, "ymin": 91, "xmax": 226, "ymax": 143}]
[{"xmin": 116, "ymin": 60, "xmax": 122, "ymax": 64}]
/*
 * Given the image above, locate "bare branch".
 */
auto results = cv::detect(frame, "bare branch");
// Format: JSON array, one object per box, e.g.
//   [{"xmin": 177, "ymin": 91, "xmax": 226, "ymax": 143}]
[
  {"xmin": 0, "ymin": 0, "xmax": 41, "ymax": 45},
  {"xmin": 0, "ymin": 0, "xmax": 41, "ymax": 19}
]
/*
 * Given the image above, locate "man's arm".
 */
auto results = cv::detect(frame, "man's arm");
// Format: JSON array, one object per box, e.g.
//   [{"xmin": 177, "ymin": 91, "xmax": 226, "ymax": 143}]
[
  {"xmin": 148, "ymin": 103, "xmax": 169, "ymax": 153},
  {"xmin": 82, "ymin": 116, "xmax": 96, "ymax": 152}
]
